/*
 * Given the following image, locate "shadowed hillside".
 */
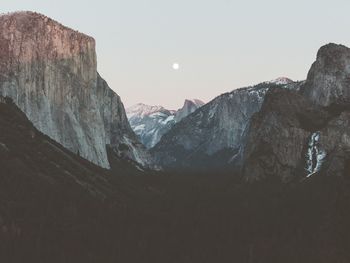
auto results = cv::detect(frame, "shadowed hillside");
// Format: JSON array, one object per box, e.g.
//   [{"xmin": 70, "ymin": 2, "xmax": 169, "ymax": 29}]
[{"xmin": 1, "ymin": 97, "xmax": 350, "ymax": 262}]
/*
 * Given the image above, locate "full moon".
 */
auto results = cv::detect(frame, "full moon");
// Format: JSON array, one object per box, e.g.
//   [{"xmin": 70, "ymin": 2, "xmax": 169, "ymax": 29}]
[{"xmin": 172, "ymin": 63, "xmax": 180, "ymax": 70}]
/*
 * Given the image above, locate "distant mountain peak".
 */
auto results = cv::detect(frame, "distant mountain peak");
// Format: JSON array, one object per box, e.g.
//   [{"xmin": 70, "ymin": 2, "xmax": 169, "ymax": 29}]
[
  {"xmin": 127, "ymin": 99, "xmax": 205, "ymax": 148},
  {"xmin": 265, "ymin": 77, "xmax": 293, "ymax": 85},
  {"xmin": 175, "ymin": 99, "xmax": 205, "ymax": 122},
  {"xmin": 126, "ymin": 103, "xmax": 168, "ymax": 119},
  {"xmin": 183, "ymin": 99, "xmax": 205, "ymax": 107}
]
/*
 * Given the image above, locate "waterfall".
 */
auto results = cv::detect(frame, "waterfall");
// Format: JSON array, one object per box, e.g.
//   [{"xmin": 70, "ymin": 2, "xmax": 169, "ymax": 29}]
[{"xmin": 306, "ymin": 132, "xmax": 326, "ymax": 177}]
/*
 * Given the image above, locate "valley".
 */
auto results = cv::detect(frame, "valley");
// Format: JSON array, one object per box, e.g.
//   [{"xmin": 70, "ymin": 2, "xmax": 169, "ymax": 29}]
[{"xmin": 0, "ymin": 11, "xmax": 349, "ymax": 263}]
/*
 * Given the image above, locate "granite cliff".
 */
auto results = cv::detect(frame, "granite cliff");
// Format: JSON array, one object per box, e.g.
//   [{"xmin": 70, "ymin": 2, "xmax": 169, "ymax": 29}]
[
  {"xmin": 303, "ymin": 43, "xmax": 350, "ymax": 107},
  {"xmin": 242, "ymin": 44, "xmax": 350, "ymax": 182},
  {"xmin": 151, "ymin": 80, "xmax": 299, "ymax": 170},
  {"xmin": 0, "ymin": 11, "xmax": 151, "ymax": 169}
]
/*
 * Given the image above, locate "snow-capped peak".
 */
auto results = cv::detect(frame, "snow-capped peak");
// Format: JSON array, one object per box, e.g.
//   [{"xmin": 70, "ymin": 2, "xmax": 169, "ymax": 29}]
[
  {"xmin": 127, "ymin": 99, "xmax": 205, "ymax": 148},
  {"xmin": 265, "ymin": 77, "xmax": 293, "ymax": 85},
  {"xmin": 126, "ymin": 103, "xmax": 168, "ymax": 119}
]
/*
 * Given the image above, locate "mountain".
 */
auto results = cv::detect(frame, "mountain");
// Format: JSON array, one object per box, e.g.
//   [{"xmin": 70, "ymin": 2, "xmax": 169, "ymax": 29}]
[
  {"xmin": 241, "ymin": 88, "xmax": 330, "ymax": 182},
  {"xmin": 241, "ymin": 43, "xmax": 350, "ymax": 182},
  {"xmin": 0, "ymin": 11, "xmax": 152, "ymax": 169},
  {"xmin": 151, "ymin": 80, "xmax": 301, "ymax": 170},
  {"xmin": 127, "ymin": 99, "xmax": 204, "ymax": 148},
  {"xmin": 264, "ymin": 77, "xmax": 294, "ymax": 85},
  {"xmin": 174, "ymin": 99, "xmax": 205, "ymax": 122},
  {"xmin": 126, "ymin": 103, "xmax": 176, "ymax": 149},
  {"xmin": 302, "ymin": 43, "xmax": 350, "ymax": 106},
  {"xmin": 152, "ymin": 44, "xmax": 350, "ymax": 179}
]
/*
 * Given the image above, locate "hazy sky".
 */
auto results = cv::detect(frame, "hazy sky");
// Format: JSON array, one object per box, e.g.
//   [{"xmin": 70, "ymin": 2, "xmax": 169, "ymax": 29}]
[{"xmin": 2, "ymin": 0, "xmax": 350, "ymax": 109}]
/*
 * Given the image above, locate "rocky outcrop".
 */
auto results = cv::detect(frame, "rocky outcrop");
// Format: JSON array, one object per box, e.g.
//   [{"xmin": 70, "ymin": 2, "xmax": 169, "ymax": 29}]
[
  {"xmin": 126, "ymin": 99, "xmax": 204, "ymax": 149},
  {"xmin": 174, "ymin": 99, "xmax": 204, "ymax": 122},
  {"xmin": 242, "ymin": 44, "xmax": 350, "ymax": 182},
  {"xmin": 151, "ymin": 81, "xmax": 296, "ymax": 170},
  {"xmin": 264, "ymin": 77, "xmax": 294, "ymax": 85},
  {"xmin": 241, "ymin": 88, "xmax": 330, "ymax": 182},
  {"xmin": 314, "ymin": 111, "xmax": 350, "ymax": 177},
  {"xmin": 303, "ymin": 43, "xmax": 350, "ymax": 107},
  {"xmin": 242, "ymin": 89, "xmax": 350, "ymax": 182},
  {"xmin": 0, "ymin": 11, "xmax": 151, "ymax": 169}
]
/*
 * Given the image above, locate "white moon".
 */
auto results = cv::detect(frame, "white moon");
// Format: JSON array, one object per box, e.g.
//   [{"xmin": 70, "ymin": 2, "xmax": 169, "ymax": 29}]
[{"xmin": 172, "ymin": 63, "xmax": 180, "ymax": 70}]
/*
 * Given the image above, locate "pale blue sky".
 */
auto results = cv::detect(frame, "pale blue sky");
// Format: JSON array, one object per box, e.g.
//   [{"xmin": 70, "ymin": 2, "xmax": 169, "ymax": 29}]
[{"xmin": 2, "ymin": 0, "xmax": 350, "ymax": 109}]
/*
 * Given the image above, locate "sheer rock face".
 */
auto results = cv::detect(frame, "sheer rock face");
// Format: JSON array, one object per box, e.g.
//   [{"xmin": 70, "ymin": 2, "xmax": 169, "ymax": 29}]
[
  {"xmin": 316, "ymin": 112, "xmax": 350, "ymax": 177},
  {"xmin": 240, "ymin": 44, "xmax": 350, "ymax": 182},
  {"xmin": 303, "ymin": 43, "xmax": 350, "ymax": 107},
  {"xmin": 0, "ymin": 11, "xmax": 151, "ymax": 169},
  {"xmin": 242, "ymin": 90, "xmax": 350, "ymax": 182},
  {"xmin": 241, "ymin": 88, "xmax": 330, "ymax": 182},
  {"xmin": 174, "ymin": 99, "xmax": 205, "ymax": 122}
]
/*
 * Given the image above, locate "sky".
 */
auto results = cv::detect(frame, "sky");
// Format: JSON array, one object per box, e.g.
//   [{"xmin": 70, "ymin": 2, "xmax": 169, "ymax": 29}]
[{"xmin": 2, "ymin": 0, "xmax": 350, "ymax": 109}]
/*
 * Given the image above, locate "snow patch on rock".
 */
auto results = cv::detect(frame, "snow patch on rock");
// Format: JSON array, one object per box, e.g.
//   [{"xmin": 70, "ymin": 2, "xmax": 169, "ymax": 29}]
[
  {"xmin": 126, "ymin": 99, "xmax": 204, "ymax": 148},
  {"xmin": 306, "ymin": 132, "xmax": 326, "ymax": 177}
]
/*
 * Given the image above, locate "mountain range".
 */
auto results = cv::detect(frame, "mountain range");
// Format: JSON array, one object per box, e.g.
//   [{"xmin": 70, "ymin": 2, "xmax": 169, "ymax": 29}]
[
  {"xmin": 1, "ymin": 12, "xmax": 349, "ymax": 183},
  {"xmin": 149, "ymin": 47, "xmax": 350, "ymax": 181},
  {"xmin": 1, "ymin": 11, "xmax": 350, "ymax": 263},
  {"xmin": 126, "ymin": 99, "xmax": 204, "ymax": 148},
  {"xmin": 151, "ymin": 78, "xmax": 301, "ymax": 172}
]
